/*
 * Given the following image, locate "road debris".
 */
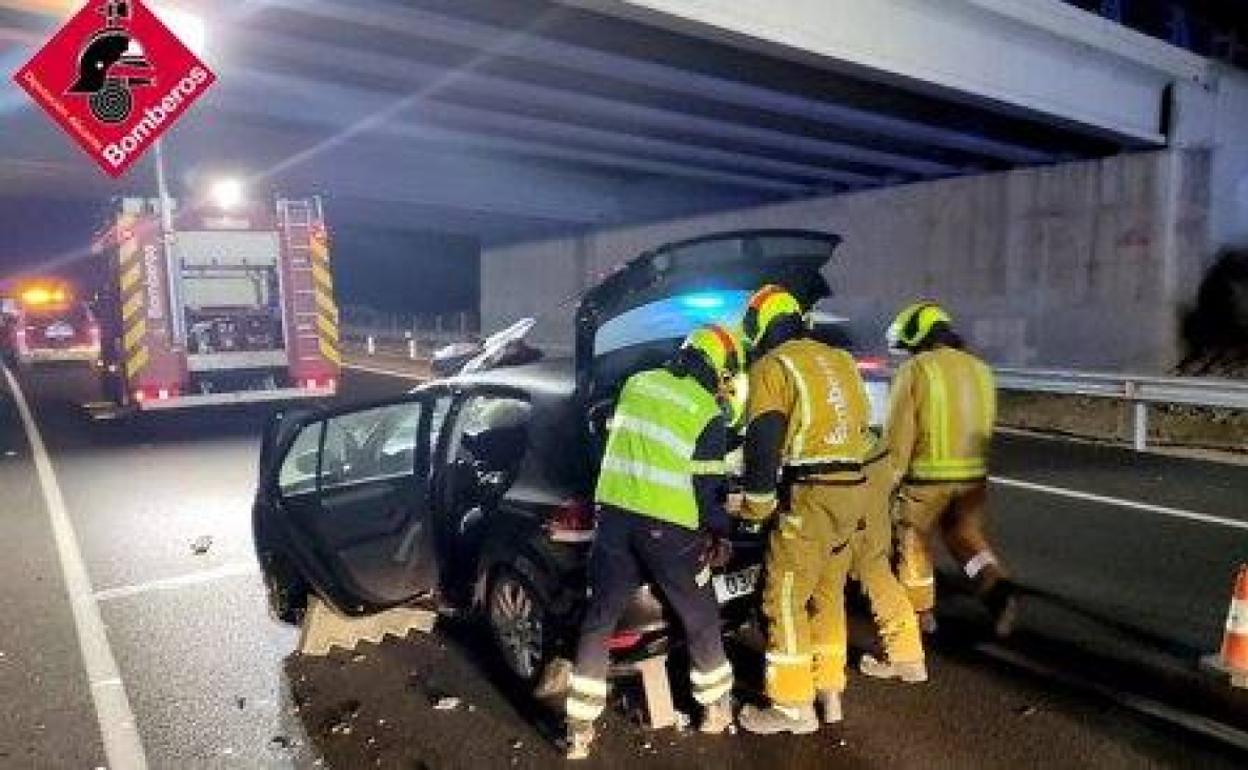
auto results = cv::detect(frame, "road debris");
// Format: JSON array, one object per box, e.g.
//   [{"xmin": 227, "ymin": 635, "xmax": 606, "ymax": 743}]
[
  {"xmin": 269, "ymin": 735, "xmax": 296, "ymax": 751},
  {"xmin": 351, "ymin": 652, "xmax": 367, "ymax": 664},
  {"xmin": 1017, "ymin": 705, "xmax": 1039, "ymax": 717},
  {"xmin": 235, "ymin": 696, "xmax": 246, "ymax": 710},
  {"xmin": 190, "ymin": 535, "xmax": 213, "ymax": 555},
  {"xmin": 433, "ymin": 696, "xmax": 462, "ymax": 711}
]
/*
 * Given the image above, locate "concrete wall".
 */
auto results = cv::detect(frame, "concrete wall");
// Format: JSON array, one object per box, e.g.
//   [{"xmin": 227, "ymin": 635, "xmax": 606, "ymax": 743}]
[
  {"xmin": 484, "ymin": 150, "xmax": 1211, "ymax": 372},
  {"xmin": 1208, "ymin": 68, "xmax": 1248, "ymax": 252}
]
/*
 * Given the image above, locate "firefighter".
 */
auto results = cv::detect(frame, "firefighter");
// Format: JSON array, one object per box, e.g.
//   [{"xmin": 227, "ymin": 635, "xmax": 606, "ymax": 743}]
[
  {"xmin": 883, "ymin": 302, "xmax": 1018, "ymax": 639},
  {"xmin": 736, "ymin": 286, "xmax": 925, "ymax": 735},
  {"xmin": 564, "ymin": 324, "xmax": 742, "ymax": 759}
]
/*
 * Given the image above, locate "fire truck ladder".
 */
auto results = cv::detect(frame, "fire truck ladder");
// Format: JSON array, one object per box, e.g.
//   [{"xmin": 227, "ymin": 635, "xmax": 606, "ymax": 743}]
[{"xmin": 278, "ymin": 199, "xmax": 331, "ymax": 379}]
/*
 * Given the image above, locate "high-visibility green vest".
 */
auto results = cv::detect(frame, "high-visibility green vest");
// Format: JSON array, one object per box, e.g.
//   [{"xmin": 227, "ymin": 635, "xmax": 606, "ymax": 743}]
[{"xmin": 595, "ymin": 368, "xmax": 724, "ymax": 530}]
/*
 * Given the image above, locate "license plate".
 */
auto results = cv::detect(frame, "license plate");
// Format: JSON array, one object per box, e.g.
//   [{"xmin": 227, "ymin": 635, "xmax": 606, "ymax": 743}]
[
  {"xmin": 713, "ymin": 565, "xmax": 760, "ymax": 604},
  {"xmin": 45, "ymin": 322, "xmax": 74, "ymax": 339}
]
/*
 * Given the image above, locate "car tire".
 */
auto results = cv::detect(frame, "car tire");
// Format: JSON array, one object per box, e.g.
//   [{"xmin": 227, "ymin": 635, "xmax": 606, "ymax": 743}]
[
  {"xmin": 261, "ymin": 551, "xmax": 308, "ymax": 625},
  {"xmin": 485, "ymin": 567, "xmax": 553, "ymax": 686}
]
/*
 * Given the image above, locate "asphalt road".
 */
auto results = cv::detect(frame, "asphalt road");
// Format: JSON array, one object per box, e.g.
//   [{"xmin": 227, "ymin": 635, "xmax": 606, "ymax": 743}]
[{"xmin": 0, "ymin": 360, "xmax": 1244, "ymax": 769}]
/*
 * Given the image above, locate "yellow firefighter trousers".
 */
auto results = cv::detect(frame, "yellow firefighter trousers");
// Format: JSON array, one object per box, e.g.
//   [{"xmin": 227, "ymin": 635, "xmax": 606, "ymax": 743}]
[
  {"xmin": 895, "ymin": 480, "xmax": 1006, "ymax": 613},
  {"xmin": 762, "ymin": 481, "xmax": 924, "ymax": 707}
]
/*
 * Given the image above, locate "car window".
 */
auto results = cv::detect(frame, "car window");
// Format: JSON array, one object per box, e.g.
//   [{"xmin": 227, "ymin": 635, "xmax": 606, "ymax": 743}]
[
  {"xmin": 449, "ymin": 394, "xmax": 532, "ymax": 472},
  {"xmin": 321, "ymin": 402, "xmax": 423, "ymax": 489},
  {"xmin": 279, "ymin": 421, "xmax": 323, "ymax": 497}
]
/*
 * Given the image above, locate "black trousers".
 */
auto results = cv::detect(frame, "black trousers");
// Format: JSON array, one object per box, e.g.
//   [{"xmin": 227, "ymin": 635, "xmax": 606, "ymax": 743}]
[{"xmin": 571, "ymin": 508, "xmax": 730, "ymax": 708}]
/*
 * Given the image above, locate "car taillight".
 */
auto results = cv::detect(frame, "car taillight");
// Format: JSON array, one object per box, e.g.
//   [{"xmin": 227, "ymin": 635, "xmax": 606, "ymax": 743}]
[
  {"xmin": 546, "ymin": 498, "xmax": 595, "ymax": 543},
  {"xmin": 607, "ymin": 630, "xmax": 642, "ymax": 651},
  {"xmin": 134, "ymin": 386, "xmax": 178, "ymax": 404},
  {"xmin": 857, "ymin": 356, "xmax": 887, "ymax": 374}
]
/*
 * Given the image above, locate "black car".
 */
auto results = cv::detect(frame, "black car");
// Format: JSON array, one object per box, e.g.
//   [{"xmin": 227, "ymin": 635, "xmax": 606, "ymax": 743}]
[{"xmin": 253, "ymin": 230, "xmax": 840, "ymax": 684}]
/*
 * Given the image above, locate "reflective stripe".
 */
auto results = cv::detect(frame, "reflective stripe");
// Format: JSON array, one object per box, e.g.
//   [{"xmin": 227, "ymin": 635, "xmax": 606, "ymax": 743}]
[
  {"xmin": 776, "ymin": 355, "xmax": 809, "ymax": 459},
  {"xmin": 745, "ymin": 491, "xmax": 776, "ymax": 503},
  {"xmin": 781, "ymin": 570, "xmax": 797, "ymax": 655},
  {"xmin": 599, "ymin": 457, "xmax": 690, "ymax": 492},
  {"xmin": 569, "ymin": 675, "xmax": 608, "ymax": 697},
  {"xmin": 565, "ymin": 696, "xmax": 604, "ymax": 721},
  {"xmin": 690, "ymin": 663, "xmax": 733, "ymax": 686},
  {"xmin": 964, "ymin": 550, "xmax": 998, "ymax": 579},
  {"xmin": 973, "ymin": 362, "xmax": 996, "ymax": 434},
  {"xmin": 910, "ymin": 460, "xmax": 987, "ymax": 480},
  {"xmin": 610, "ymin": 414, "xmax": 695, "ymax": 457},
  {"xmin": 788, "ymin": 455, "xmax": 862, "ymax": 466},
  {"xmin": 1228, "ymin": 599, "xmax": 1248, "ymax": 634},
  {"xmin": 689, "ymin": 460, "xmax": 727, "ymax": 475},
  {"xmin": 693, "ymin": 678, "xmax": 733, "ymax": 705},
  {"xmin": 765, "ymin": 651, "xmax": 811, "ymax": 665},
  {"xmin": 902, "ymin": 576, "xmax": 936, "ymax": 587},
  {"xmin": 633, "ymin": 377, "xmax": 699, "ymax": 413},
  {"xmin": 921, "ymin": 360, "xmax": 951, "ymax": 461}
]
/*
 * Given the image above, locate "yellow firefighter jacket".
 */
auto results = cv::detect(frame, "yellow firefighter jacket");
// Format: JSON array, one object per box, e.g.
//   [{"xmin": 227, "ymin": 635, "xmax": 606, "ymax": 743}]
[
  {"xmin": 886, "ymin": 346, "xmax": 996, "ymax": 483},
  {"xmin": 741, "ymin": 338, "xmax": 875, "ymax": 518}
]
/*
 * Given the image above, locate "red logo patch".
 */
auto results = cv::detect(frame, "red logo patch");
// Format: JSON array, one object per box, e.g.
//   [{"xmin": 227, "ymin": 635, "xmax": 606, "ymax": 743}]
[{"xmin": 13, "ymin": 0, "xmax": 216, "ymax": 178}]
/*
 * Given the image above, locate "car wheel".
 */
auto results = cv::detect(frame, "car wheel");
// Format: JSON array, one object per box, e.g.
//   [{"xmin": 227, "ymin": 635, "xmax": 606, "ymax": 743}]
[
  {"xmin": 261, "ymin": 551, "xmax": 308, "ymax": 625},
  {"xmin": 486, "ymin": 568, "xmax": 551, "ymax": 684}
]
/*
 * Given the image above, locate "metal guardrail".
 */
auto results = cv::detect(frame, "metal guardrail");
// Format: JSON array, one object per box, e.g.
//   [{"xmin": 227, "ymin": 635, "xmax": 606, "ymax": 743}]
[{"xmin": 994, "ymin": 367, "xmax": 1248, "ymax": 451}]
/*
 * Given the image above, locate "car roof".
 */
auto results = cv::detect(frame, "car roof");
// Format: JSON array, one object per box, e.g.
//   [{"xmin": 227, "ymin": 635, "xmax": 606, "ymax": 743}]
[{"xmin": 446, "ymin": 357, "xmax": 575, "ymax": 401}]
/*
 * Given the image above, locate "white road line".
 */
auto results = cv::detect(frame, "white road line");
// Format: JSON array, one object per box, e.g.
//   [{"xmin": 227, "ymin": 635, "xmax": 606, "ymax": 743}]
[
  {"xmin": 343, "ymin": 361, "xmax": 425, "ymax": 381},
  {"xmin": 94, "ymin": 561, "xmax": 259, "ymax": 603},
  {"xmin": 2, "ymin": 366, "xmax": 148, "ymax": 770},
  {"xmin": 990, "ymin": 475, "xmax": 1248, "ymax": 532}
]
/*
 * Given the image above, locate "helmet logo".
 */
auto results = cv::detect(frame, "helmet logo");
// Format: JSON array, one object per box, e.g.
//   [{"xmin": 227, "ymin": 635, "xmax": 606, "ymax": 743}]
[
  {"xmin": 14, "ymin": 0, "xmax": 217, "ymax": 177},
  {"xmin": 67, "ymin": 1, "xmax": 155, "ymax": 124}
]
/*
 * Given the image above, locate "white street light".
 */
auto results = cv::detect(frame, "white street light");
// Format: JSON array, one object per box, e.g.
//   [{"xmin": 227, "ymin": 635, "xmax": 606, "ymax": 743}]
[{"xmin": 208, "ymin": 177, "xmax": 246, "ymax": 210}]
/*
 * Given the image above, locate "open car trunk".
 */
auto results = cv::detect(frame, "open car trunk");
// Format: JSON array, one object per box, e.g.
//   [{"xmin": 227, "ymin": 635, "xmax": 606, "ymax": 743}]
[{"xmin": 574, "ymin": 229, "xmax": 839, "ymax": 402}]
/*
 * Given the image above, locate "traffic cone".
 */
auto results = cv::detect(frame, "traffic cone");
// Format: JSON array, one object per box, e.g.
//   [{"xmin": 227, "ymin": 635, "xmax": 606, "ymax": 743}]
[{"xmin": 1205, "ymin": 565, "xmax": 1248, "ymax": 689}]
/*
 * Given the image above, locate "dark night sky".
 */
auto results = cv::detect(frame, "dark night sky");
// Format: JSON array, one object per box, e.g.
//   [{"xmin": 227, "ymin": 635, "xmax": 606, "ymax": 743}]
[{"xmin": 0, "ymin": 196, "xmax": 481, "ymax": 316}]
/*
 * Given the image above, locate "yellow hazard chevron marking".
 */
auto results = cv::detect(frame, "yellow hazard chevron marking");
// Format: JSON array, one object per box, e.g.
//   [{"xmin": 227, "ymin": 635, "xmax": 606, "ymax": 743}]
[
  {"xmin": 120, "ymin": 264, "xmax": 142, "ymax": 294},
  {"xmin": 311, "ymin": 262, "xmax": 333, "ymax": 290},
  {"xmin": 310, "ymin": 237, "xmax": 338, "ymax": 366},
  {"xmin": 126, "ymin": 348, "xmax": 149, "ymax": 379},
  {"xmin": 122, "ymin": 293, "xmax": 144, "ymax": 323},
  {"xmin": 124, "ymin": 321, "xmax": 147, "ymax": 353},
  {"xmin": 319, "ymin": 340, "xmax": 341, "ymax": 367},
  {"xmin": 315, "ymin": 290, "xmax": 338, "ymax": 319},
  {"xmin": 316, "ymin": 314, "xmax": 339, "ymax": 342}
]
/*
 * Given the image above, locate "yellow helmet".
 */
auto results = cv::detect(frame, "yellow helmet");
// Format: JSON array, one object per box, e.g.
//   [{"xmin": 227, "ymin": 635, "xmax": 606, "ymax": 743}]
[
  {"xmin": 887, "ymin": 301, "xmax": 952, "ymax": 352},
  {"xmin": 682, "ymin": 323, "xmax": 746, "ymax": 380},
  {"xmin": 742, "ymin": 284, "xmax": 803, "ymax": 349}
]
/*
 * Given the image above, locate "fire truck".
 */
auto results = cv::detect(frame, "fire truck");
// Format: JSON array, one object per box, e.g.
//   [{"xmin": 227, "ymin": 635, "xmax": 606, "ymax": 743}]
[{"xmin": 90, "ymin": 195, "xmax": 340, "ymax": 415}]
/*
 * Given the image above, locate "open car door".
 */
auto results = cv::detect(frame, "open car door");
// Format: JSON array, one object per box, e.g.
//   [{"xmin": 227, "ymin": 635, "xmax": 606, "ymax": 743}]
[
  {"xmin": 262, "ymin": 395, "xmax": 438, "ymax": 615},
  {"xmin": 574, "ymin": 229, "xmax": 838, "ymax": 400}
]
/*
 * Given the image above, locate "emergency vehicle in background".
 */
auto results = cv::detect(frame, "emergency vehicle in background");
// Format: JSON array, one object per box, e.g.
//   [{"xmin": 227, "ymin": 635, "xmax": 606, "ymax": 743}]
[
  {"xmin": 1, "ymin": 280, "xmax": 101, "ymax": 366},
  {"xmin": 90, "ymin": 195, "xmax": 340, "ymax": 415}
]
